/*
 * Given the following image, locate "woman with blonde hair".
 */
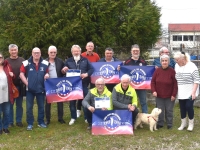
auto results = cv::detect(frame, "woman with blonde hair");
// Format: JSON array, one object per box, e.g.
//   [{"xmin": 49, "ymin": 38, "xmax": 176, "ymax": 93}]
[{"xmin": 174, "ymin": 51, "xmax": 200, "ymax": 131}]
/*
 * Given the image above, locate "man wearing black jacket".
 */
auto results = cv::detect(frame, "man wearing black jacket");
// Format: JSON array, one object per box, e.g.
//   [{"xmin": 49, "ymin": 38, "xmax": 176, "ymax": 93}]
[{"xmin": 45, "ymin": 46, "xmax": 65, "ymax": 125}]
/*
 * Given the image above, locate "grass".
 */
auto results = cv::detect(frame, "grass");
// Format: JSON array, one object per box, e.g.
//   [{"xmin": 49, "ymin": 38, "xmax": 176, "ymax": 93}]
[{"xmin": 1, "ymin": 101, "xmax": 200, "ymax": 150}]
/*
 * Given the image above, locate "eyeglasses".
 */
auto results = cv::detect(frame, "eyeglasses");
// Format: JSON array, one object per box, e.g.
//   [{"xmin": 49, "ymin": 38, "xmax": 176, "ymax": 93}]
[
  {"xmin": 33, "ymin": 52, "xmax": 41, "ymax": 55},
  {"xmin": 96, "ymin": 84, "xmax": 104, "ymax": 86}
]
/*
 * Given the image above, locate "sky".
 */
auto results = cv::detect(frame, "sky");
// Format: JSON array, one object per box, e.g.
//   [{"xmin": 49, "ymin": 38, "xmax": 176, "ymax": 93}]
[{"xmin": 154, "ymin": 0, "xmax": 200, "ymax": 28}]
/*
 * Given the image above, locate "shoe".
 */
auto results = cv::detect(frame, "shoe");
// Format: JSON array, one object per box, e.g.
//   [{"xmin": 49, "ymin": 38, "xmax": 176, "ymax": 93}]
[
  {"xmin": 156, "ymin": 125, "xmax": 163, "ymax": 129},
  {"xmin": 167, "ymin": 126, "xmax": 172, "ymax": 129},
  {"xmin": 38, "ymin": 123, "xmax": 47, "ymax": 128},
  {"xmin": 3, "ymin": 129, "xmax": 10, "ymax": 134},
  {"xmin": 27, "ymin": 125, "xmax": 33, "ymax": 131},
  {"xmin": 69, "ymin": 119, "xmax": 75, "ymax": 125},
  {"xmin": 87, "ymin": 124, "xmax": 92, "ymax": 130},
  {"xmin": 16, "ymin": 122, "xmax": 23, "ymax": 127},
  {"xmin": 58, "ymin": 119, "xmax": 66, "ymax": 124},
  {"xmin": 0, "ymin": 129, "xmax": 3, "ymax": 135},
  {"xmin": 46, "ymin": 120, "xmax": 50, "ymax": 125},
  {"xmin": 9, "ymin": 123, "xmax": 14, "ymax": 128},
  {"xmin": 85, "ymin": 119, "xmax": 88, "ymax": 123},
  {"xmin": 178, "ymin": 118, "xmax": 187, "ymax": 130},
  {"xmin": 77, "ymin": 110, "xmax": 81, "ymax": 118}
]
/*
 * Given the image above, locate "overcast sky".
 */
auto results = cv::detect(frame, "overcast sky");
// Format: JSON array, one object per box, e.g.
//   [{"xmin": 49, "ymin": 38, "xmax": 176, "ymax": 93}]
[{"xmin": 154, "ymin": 0, "xmax": 200, "ymax": 28}]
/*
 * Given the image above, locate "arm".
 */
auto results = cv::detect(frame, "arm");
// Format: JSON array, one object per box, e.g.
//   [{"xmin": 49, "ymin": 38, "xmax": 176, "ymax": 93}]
[
  {"xmin": 112, "ymin": 87, "xmax": 128, "ymax": 109},
  {"xmin": 151, "ymin": 70, "xmax": 157, "ymax": 97},
  {"xmin": 19, "ymin": 64, "xmax": 28, "ymax": 86},
  {"xmin": 131, "ymin": 89, "xmax": 138, "ymax": 107}
]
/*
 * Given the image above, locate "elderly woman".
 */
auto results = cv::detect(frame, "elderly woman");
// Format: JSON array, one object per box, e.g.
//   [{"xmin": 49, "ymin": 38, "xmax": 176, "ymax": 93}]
[
  {"xmin": 151, "ymin": 54, "xmax": 178, "ymax": 129},
  {"xmin": 0, "ymin": 52, "xmax": 14, "ymax": 134},
  {"xmin": 174, "ymin": 52, "xmax": 200, "ymax": 131}
]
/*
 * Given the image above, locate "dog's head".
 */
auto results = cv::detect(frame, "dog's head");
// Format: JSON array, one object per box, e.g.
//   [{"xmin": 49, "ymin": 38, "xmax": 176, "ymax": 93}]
[{"xmin": 151, "ymin": 108, "xmax": 162, "ymax": 117}]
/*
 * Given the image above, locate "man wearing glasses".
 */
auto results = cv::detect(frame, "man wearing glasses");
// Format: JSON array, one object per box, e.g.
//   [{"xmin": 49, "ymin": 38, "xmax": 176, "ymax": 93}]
[
  {"xmin": 20, "ymin": 47, "xmax": 49, "ymax": 130},
  {"xmin": 153, "ymin": 47, "xmax": 176, "ymax": 69},
  {"xmin": 45, "ymin": 46, "xmax": 65, "ymax": 125}
]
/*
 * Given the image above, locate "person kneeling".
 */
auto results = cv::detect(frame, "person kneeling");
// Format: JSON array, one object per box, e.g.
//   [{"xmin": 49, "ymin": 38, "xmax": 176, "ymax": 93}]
[{"xmin": 82, "ymin": 78, "xmax": 112, "ymax": 130}]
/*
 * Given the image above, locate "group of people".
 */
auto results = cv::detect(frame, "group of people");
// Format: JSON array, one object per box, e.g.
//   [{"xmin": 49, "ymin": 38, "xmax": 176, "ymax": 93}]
[{"xmin": 0, "ymin": 42, "xmax": 199, "ymax": 135}]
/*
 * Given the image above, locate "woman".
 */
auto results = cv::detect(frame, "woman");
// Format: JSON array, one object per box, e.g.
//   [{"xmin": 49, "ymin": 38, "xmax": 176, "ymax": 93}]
[
  {"xmin": 151, "ymin": 54, "xmax": 178, "ymax": 129},
  {"xmin": 0, "ymin": 52, "xmax": 14, "ymax": 134},
  {"xmin": 174, "ymin": 51, "xmax": 200, "ymax": 131}
]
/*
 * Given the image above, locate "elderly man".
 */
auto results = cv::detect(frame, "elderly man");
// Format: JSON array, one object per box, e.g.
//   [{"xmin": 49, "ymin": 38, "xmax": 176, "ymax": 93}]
[
  {"xmin": 124, "ymin": 44, "xmax": 148, "ymax": 113},
  {"xmin": 112, "ymin": 74, "xmax": 138, "ymax": 125},
  {"xmin": 6, "ymin": 44, "xmax": 25, "ymax": 127},
  {"xmin": 98, "ymin": 47, "xmax": 120, "ymax": 92},
  {"xmin": 82, "ymin": 78, "xmax": 112, "ymax": 130},
  {"xmin": 45, "ymin": 46, "xmax": 65, "ymax": 125},
  {"xmin": 62, "ymin": 45, "xmax": 94, "ymax": 125},
  {"xmin": 20, "ymin": 47, "xmax": 49, "ymax": 130},
  {"xmin": 153, "ymin": 47, "xmax": 175, "ymax": 69}
]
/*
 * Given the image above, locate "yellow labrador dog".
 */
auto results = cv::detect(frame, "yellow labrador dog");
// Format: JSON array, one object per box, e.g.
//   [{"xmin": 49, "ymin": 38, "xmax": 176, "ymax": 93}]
[{"xmin": 134, "ymin": 108, "xmax": 162, "ymax": 132}]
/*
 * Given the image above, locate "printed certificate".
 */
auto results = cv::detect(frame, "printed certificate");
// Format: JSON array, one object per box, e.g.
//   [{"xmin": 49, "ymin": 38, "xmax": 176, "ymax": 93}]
[
  {"xmin": 95, "ymin": 97, "xmax": 110, "ymax": 109},
  {"xmin": 66, "ymin": 69, "xmax": 81, "ymax": 77}
]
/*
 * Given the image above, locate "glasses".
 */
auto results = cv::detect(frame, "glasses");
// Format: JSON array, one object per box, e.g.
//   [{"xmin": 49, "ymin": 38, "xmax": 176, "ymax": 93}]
[
  {"xmin": 33, "ymin": 52, "xmax": 41, "ymax": 55},
  {"xmin": 50, "ymin": 52, "xmax": 56, "ymax": 54},
  {"xmin": 96, "ymin": 84, "xmax": 104, "ymax": 86}
]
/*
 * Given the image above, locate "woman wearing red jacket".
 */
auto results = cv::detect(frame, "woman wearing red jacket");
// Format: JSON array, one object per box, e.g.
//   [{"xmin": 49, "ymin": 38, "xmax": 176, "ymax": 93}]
[{"xmin": 0, "ymin": 52, "xmax": 15, "ymax": 134}]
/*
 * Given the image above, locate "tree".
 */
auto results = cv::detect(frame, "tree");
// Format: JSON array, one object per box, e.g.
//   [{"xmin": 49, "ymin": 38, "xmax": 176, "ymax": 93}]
[{"xmin": 0, "ymin": 0, "xmax": 161, "ymax": 59}]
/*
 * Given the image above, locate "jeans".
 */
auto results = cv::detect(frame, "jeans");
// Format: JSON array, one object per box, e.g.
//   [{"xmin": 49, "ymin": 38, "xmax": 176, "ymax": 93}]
[
  {"xmin": 69, "ymin": 100, "xmax": 77, "ymax": 119},
  {"xmin": 136, "ymin": 90, "xmax": 148, "ymax": 113},
  {"xmin": 9, "ymin": 86, "xmax": 23, "ymax": 124},
  {"xmin": 45, "ymin": 100, "xmax": 63, "ymax": 121},
  {"xmin": 179, "ymin": 99, "xmax": 194, "ymax": 119},
  {"xmin": 85, "ymin": 107, "xmax": 92, "ymax": 124},
  {"xmin": 0, "ymin": 102, "xmax": 10, "ymax": 129},
  {"xmin": 26, "ymin": 91, "xmax": 45, "ymax": 125}
]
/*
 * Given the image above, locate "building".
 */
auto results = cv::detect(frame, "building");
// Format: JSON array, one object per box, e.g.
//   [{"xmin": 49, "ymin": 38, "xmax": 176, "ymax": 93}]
[{"xmin": 168, "ymin": 23, "xmax": 200, "ymax": 50}]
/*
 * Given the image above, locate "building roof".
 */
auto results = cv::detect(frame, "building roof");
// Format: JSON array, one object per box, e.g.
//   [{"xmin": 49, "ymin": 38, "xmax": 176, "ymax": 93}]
[{"xmin": 168, "ymin": 23, "xmax": 200, "ymax": 32}]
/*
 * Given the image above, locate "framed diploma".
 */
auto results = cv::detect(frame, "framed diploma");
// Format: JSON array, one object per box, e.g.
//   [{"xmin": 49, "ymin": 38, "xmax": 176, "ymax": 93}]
[
  {"xmin": 94, "ymin": 97, "xmax": 110, "ymax": 109},
  {"xmin": 66, "ymin": 69, "xmax": 81, "ymax": 77}
]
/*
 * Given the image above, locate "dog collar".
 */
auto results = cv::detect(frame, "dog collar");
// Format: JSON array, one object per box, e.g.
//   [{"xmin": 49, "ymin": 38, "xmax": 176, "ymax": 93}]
[{"xmin": 147, "ymin": 116, "xmax": 157, "ymax": 122}]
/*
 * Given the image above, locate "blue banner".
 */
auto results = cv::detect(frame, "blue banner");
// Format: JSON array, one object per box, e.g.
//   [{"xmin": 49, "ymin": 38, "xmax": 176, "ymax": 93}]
[
  {"xmin": 91, "ymin": 61, "xmax": 122, "ymax": 84},
  {"xmin": 92, "ymin": 110, "xmax": 133, "ymax": 135},
  {"xmin": 44, "ymin": 77, "xmax": 83, "ymax": 103},
  {"xmin": 120, "ymin": 66, "xmax": 155, "ymax": 89}
]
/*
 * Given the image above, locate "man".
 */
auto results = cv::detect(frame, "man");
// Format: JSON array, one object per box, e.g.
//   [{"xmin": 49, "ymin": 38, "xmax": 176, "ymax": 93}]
[
  {"xmin": 153, "ymin": 46, "xmax": 176, "ymax": 69},
  {"xmin": 62, "ymin": 45, "xmax": 94, "ymax": 125},
  {"xmin": 124, "ymin": 44, "xmax": 148, "ymax": 113},
  {"xmin": 80, "ymin": 41, "xmax": 100, "ymax": 117},
  {"xmin": 112, "ymin": 74, "xmax": 138, "ymax": 125},
  {"xmin": 98, "ymin": 47, "xmax": 120, "ymax": 92},
  {"xmin": 20, "ymin": 47, "xmax": 49, "ymax": 130},
  {"xmin": 6, "ymin": 44, "xmax": 25, "ymax": 127},
  {"xmin": 45, "ymin": 46, "xmax": 65, "ymax": 125},
  {"xmin": 82, "ymin": 78, "xmax": 112, "ymax": 130}
]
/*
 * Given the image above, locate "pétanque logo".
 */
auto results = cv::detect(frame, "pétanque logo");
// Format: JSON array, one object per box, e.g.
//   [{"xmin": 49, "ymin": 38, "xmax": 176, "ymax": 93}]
[
  {"xmin": 130, "ymin": 68, "xmax": 146, "ymax": 85},
  {"xmin": 56, "ymin": 80, "xmax": 72, "ymax": 97}
]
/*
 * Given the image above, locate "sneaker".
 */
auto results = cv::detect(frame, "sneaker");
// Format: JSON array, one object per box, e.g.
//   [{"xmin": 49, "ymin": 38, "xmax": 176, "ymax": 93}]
[
  {"xmin": 0, "ymin": 129, "xmax": 3, "ymax": 135},
  {"xmin": 38, "ymin": 123, "xmax": 47, "ymax": 128},
  {"xmin": 85, "ymin": 119, "xmax": 88, "ymax": 123},
  {"xmin": 77, "ymin": 110, "xmax": 81, "ymax": 118},
  {"xmin": 9, "ymin": 123, "xmax": 14, "ymax": 128},
  {"xmin": 27, "ymin": 125, "xmax": 33, "ymax": 131},
  {"xmin": 3, "ymin": 129, "xmax": 10, "ymax": 134},
  {"xmin": 16, "ymin": 122, "xmax": 23, "ymax": 127},
  {"xmin": 87, "ymin": 124, "xmax": 92, "ymax": 130},
  {"xmin": 69, "ymin": 119, "xmax": 75, "ymax": 125}
]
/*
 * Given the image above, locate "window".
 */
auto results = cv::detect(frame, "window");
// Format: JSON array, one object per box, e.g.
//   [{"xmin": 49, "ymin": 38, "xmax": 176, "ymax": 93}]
[
  {"xmin": 195, "ymin": 35, "xmax": 200, "ymax": 41},
  {"xmin": 173, "ymin": 35, "xmax": 182, "ymax": 41},
  {"xmin": 183, "ymin": 35, "xmax": 193, "ymax": 41}
]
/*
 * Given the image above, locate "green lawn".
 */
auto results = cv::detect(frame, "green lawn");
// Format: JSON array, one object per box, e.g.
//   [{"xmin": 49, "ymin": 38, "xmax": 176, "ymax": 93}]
[{"xmin": 1, "ymin": 100, "xmax": 200, "ymax": 150}]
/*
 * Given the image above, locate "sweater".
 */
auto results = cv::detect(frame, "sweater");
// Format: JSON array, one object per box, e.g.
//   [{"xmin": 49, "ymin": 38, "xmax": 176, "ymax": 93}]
[{"xmin": 151, "ymin": 67, "xmax": 178, "ymax": 98}]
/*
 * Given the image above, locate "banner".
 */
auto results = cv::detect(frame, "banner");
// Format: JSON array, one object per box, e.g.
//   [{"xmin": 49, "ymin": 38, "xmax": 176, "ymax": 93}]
[
  {"xmin": 44, "ymin": 77, "xmax": 83, "ymax": 103},
  {"xmin": 92, "ymin": 110, "xmax": 133, "ymax": 135},
  {"xmin": 91, "ymin": 61, "xmax": 122, "ymax": 84},
  {"xmin": 120, "ymin": 66, "xmax": 155, "ymax": 89}
]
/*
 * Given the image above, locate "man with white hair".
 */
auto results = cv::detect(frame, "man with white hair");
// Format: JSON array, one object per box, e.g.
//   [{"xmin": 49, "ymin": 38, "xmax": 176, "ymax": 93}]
[
  {"xmin": 6, "ymin": 44, "xmax": 25, "ymax": 127},
  {"xmin": 82, "ymin": 77, "xmax": 112, "ymax": 130},
  {"xmin": 45, "ymin": 46, "xmax": 65, "ymax": 125},
  {"xmin": 153, "ymin": 46, "xmax": 175, "ymax": 69},
  {"xmin": 20, "ymin": 47, "xmax": 49, "ymax": 130},
  {"xmin": 62, "ymin": 45, "xmax": 94, "ymax": 125},
  {"xmin": 112, "ymin": 74, "xmax": 138, "ymax": 125}
]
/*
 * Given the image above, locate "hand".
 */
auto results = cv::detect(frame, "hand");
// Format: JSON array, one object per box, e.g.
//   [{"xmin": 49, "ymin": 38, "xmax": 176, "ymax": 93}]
[
  {"xmin": 153, "ymin": 92, "xmax": 157, "ymax": 97},
  {"xmin": 128, "ymin": 104, "xmax": 135, "ymax": 112},
  {"xmin": 117, "ymin": 65, "xmax": 120, "ymax": 71},
  {"xmin": 88, "ymin": 106, "xmax": 95, "ymax": 113},
  {"xmin": 9, "ymin": 72, "xmax": 14, "ymax": 77},
  {"xmin": 191, "ymin": 93, "xmax": 196, "ymax": 100},
  {"xmin": 80, "ymin": 73, "xmax": 88, "ymax": 79},
  {"xmin": 62, "ymin": 67, "xmax": 69, "ymax": 73},
  {"xmin": 171, "ymin": 96, "xmax": 175, "ymax": 101},
  {"xmin": 101, "ymin": 107, "xmax": 108, "ymax": 111},
  {"xmin": 44, "ymin": 73, "xmax": 49, "ymax": 79},
  {"xmin": 155, "ymin": 66, "xmax": 159, "ymax": 69}
]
